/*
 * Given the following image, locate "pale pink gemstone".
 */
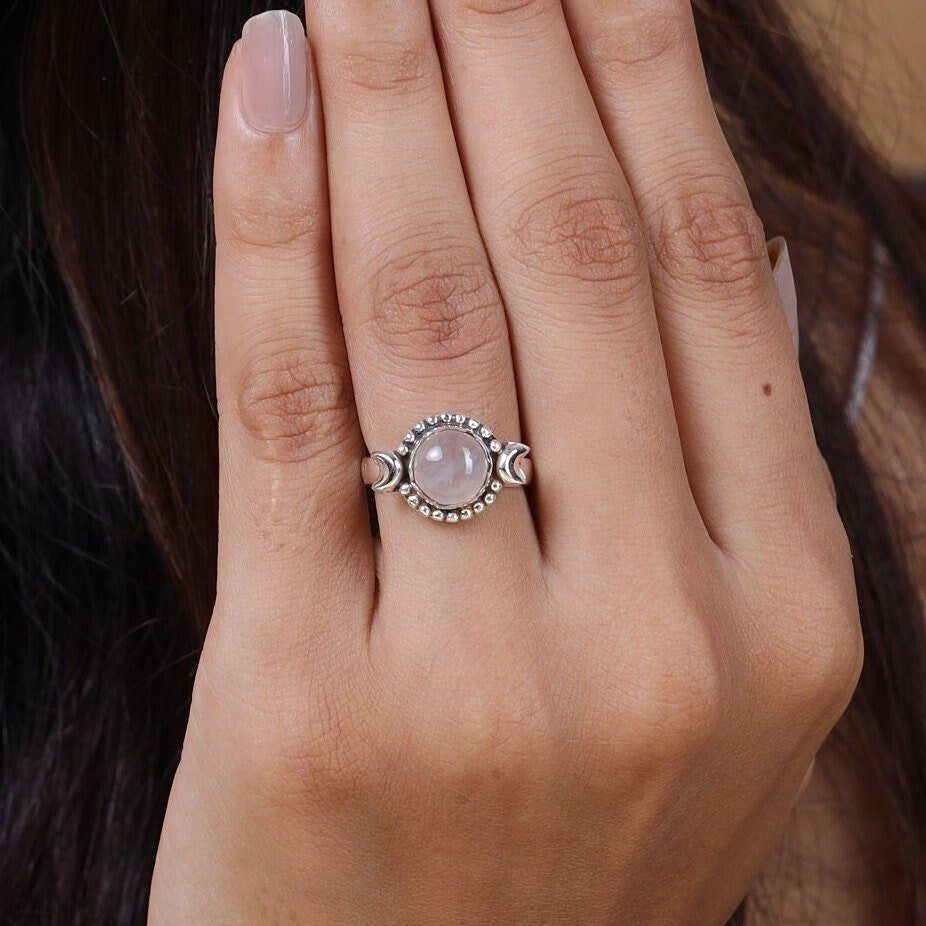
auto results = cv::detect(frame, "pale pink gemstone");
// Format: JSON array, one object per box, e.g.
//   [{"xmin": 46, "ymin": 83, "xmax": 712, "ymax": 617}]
[{"xmin": 411, "ymin": 428, "xmax": 490, "ymax": 508}]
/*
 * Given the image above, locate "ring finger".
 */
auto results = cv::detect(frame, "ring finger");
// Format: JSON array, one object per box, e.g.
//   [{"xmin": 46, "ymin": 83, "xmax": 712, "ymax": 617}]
[{"xmin": 306, "ymin": 2, "xmax": 539, "ymax": 584}]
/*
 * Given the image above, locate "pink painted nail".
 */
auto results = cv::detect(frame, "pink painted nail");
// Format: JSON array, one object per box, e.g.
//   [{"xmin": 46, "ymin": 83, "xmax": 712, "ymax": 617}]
[
  {"xmin": 241, "ymin": 10, "xmax": 308, "ymax": 133},
  {"xmin": 768, "ymin": 237, "xmax": 799, "ymax": 352}
]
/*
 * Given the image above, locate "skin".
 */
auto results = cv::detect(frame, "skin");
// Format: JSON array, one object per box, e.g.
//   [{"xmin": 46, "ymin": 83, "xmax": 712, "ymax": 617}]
[{"xmin": 148, "ymin": 1, "xmax": 863, "ymax": 923}]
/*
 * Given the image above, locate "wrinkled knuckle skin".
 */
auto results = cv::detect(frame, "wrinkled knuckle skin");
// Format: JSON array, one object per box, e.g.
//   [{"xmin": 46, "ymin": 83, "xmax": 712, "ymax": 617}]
[
  {"xmin": 236, "ymin": 345, "xmax": 353, "ymax": 465},
  {"xmin": 335, "ymin": 39, "xmax": 433, "ymax": 96},
  {"xmin": 596, "ymin": 1, "xmax": 692, "ymax": 71},
  {"xmin": 366, "ymin": 248, "xmax": 505, "ymax": 368},
  {"xmin": 509, "ymin": 180, "xmax": 648, "ymax": 301},
  {"xmin": 457, "ymin": 0, "xmax": 555, "ymax": 25},
  {"xmin": 650, "ymin": 183, "xmax": 769, "ymax": 300},
  {"xmin": 220, "ymin": 184, "xmax": 324, "ymax": 255}
]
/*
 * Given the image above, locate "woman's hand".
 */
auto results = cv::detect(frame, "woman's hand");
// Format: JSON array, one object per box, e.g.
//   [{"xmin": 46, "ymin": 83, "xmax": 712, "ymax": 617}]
[{"xmin": 149, "ymin": 3, "xmax": 862, "ymax": 923}]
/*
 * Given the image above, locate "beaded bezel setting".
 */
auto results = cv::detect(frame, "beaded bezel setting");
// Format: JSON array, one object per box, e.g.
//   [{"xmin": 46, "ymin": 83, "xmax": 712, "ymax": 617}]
[{"xmin": 365, "ymin": 412, "xmax": 530, "ymax": 524}]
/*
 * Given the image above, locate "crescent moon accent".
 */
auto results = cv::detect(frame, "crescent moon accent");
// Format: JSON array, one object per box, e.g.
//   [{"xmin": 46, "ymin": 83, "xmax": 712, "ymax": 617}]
[
  {"xmin": 364, "ymin": 451, "xmax": 403, "ymax": 493},
  {"xmin": 496, "ymin": 442, "xmax": 531, "ymax": 487}
]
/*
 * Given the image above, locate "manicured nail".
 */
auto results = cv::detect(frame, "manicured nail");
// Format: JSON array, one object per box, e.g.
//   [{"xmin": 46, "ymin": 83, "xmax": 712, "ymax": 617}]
[
  {"xmin": 241, "ymin": 10, "xmax": 308, "ymax": 133},
  {"xmin": 797, "ymin": 757, "xmax": 815, "ymax": 799},
  {"xmin": 768, "ymin": 237, "xmax": 799, "ymax": 352}
]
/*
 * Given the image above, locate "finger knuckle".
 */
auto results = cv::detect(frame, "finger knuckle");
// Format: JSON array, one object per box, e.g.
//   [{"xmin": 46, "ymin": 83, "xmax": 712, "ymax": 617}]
[
  {"xmin": 649, "ymin": 654, "xmax": 725, "ymax": 759},
  {"xmin": 457, "ymin": 0, "xmax": 555, "ymax": 27},
  {"xmin": 202, "ymin": 647, "xmax": 382, "ymax": 811},
  {"xmin": 235, "ymin": 343, "xmax": 353, "ymax": 465},
  {"xmin": 284, "ymin": 692, "xmax": 377, "ymax": 807},
  {"xmin": 255, "ymin": 688, "xmax": 379, "ymax": 813},
  {"xmin": 650, "ymin": 181, "xmax": 769, "ymax": 300},
  {"xmin": 509, "ymin": 175, "xmax": 648, "ymax": 302},
  {"xmin": 595, "ymin": 0, "xmax": 692, "ymax": 72},
  {"xmin": 214, "ymin": 131, "xmax": 325, "ymax": 255},
  {"xmin": 195, "ymin": 637, "xmax": 380, "ymax": 813},
  {"xmin": 336, "ymin": 37, "xmax": 433, "ymax": 96},
  {"xmin": 773, "ymin": 618, "xmax": 864, "ymax": 727},
  {"xmin": 797, "ymin": 560, "xmax": 864, "ymax": 714},
  {"xmin": 365, "ymin": 245, "xmax": 505, "ymax": 368},
  {"xmin": 220, "ymin": 185, "xmax": 323, "ymax": 255},
  {"xmin": 764, "ymin": 543, "xmax": 864, "ymax": 722},
  {"xmin": 810, "ymin": 618, "xmax": 864, "ymax": 720},
  {"xmin": 619, "ymin": 622, "xmax": 727, "ymax": 763},
  {"xmin": 797, "ymin": 470, "xmax": 854, "ymax": 557},
  {"xmin": 422, "ymin": 679, "xmax": 556, "ymax": 796}
]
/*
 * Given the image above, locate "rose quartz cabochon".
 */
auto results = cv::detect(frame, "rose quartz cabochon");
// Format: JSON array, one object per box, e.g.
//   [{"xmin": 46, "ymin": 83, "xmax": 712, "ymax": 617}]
[{"xmin": 410, "ymin": 428, "xmax": 490, "ymax": 508}]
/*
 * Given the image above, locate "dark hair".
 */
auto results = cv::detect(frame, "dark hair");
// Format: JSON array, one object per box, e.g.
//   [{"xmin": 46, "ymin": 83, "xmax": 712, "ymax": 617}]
[{"xmin": 1, "ymin": 0, "xmax": 924, "ymax": 922}]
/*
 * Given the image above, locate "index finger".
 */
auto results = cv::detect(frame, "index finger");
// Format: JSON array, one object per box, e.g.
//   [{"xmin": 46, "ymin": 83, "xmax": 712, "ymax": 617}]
[{"xmin": 212, "ymin": 12, "xmax": 373, "ymax": 663}]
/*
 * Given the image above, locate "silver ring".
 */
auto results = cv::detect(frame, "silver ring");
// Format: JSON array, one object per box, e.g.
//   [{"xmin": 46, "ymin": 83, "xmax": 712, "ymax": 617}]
[{"xmin": 361, "ymin": 412, "xmax": 531, "ymax": 524}]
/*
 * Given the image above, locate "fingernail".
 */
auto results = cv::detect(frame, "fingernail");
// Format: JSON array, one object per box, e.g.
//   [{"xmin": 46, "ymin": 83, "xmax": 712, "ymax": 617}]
[
  {"xmin": 241, "ymin": 10, "xmax": 308, "ymax": 133},
  {"xmin": 797, "ymin": 757, "xmax": 815, "ymax": 799},
  {"xmin": 768, "ymin": 237, "xmax": 799, "ymax": 352}
]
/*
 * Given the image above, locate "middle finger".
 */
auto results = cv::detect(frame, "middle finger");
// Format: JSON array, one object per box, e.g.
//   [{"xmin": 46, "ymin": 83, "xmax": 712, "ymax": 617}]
[{"xmin": 306, "ymin": 1, "xmax": 539, "ymax": 576}]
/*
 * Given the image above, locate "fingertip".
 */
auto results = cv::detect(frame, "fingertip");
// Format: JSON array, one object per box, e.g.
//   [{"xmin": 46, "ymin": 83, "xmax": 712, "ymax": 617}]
[
  {"xmin": 213, "ymin": 24, "xmax": 323, "ymax": 254},
  {"xmin": 217, "ymin": 38, "xmax": 244, "ymax": 140}
]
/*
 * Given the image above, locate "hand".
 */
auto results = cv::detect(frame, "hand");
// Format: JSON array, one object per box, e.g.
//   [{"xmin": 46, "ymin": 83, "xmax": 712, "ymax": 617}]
[{"xmin": 148, "ymin": 3, "xmax": 862, "ymax": 923}]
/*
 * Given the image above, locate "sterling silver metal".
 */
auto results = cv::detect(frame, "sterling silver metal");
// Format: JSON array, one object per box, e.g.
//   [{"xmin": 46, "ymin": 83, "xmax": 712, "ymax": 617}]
[{"xmin": 361, "ymin": 412, "xmax": 531, "ymax": 523}]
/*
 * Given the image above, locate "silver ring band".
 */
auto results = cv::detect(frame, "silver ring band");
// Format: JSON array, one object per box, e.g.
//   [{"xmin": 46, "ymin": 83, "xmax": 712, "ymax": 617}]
[{"xmin": 362, "ymin": 412, "xmax": 531, "ymax": 524}]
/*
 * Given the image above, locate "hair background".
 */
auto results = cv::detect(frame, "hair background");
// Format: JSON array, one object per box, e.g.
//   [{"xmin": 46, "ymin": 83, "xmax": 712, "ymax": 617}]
[{"xmin": 1, "ymin": 0, "xmax": 925, "ymax": 922}]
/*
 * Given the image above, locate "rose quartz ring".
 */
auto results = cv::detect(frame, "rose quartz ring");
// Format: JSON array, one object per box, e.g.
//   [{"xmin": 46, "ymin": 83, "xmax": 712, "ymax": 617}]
[{"xmin": 361, "ymin": 413, "xmax": 532, "ymax": 523}]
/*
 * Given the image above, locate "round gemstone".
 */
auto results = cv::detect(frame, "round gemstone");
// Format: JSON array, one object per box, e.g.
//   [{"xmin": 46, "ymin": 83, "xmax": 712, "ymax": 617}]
[{"xmin": 411, "ymin": 427, "xmax": 491, "ymax": 509}]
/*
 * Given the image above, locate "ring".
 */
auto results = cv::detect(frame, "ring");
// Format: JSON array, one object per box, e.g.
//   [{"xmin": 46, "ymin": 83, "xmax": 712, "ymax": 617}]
[{"xmin": 361, "ymin": 412, "xmax": 532, "ymax": 523}]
